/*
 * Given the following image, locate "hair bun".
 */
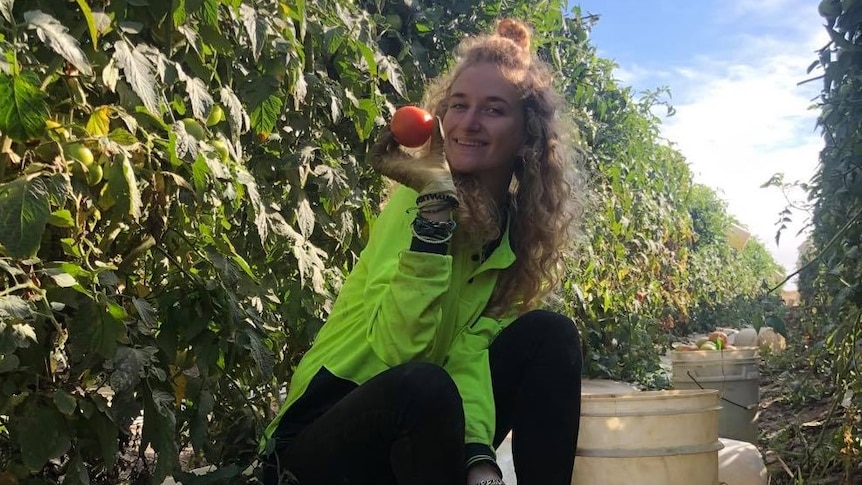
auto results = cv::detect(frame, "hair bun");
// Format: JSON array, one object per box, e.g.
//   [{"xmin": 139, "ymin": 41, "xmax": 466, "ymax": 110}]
[{"xmin": 497, "ymin": 19, "xmax": 531, "ymax": 51}]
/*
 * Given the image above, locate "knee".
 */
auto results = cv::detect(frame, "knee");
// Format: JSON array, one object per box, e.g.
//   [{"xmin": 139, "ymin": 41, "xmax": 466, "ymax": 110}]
[
  {"xmin": 392, "ymin": 362, "xmax": 462, "ymax": 416},
  {"xmin": 522, "ymin": 310, "xmax": 582, "ymax": 369},
  {"xmin": 522, "ymin": 310, "xmax": 580, "ymax": 343}
]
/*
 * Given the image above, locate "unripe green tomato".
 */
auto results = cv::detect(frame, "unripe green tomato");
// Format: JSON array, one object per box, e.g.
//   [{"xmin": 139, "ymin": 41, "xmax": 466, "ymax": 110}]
[
  {"xmin": 66, "ymin": 143, "xmax": 94, "ymax": 166},
  {"xmin": 212, "ymin": 139, "xmax": 230, "ymax": 162},
  {"xmin": 87, "ymin": 163, "xmax": 103, "ymax": 186},
  {"xmin": 182, "ymin": 118, "xmax": 207, "ymax": 140},
  {"xmin": 386, "ymin": 13, "xmax": 403, "ymax": 31},
  {"xmin": 206, "ymin": 105, "xmax": 225, "ymax": 126}
]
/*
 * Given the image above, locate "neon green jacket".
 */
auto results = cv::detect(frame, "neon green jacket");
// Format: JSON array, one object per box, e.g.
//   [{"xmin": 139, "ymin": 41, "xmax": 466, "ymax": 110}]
[{"xmin": 262, "ymin": 185, "xmax": 518, "ymax": 467}]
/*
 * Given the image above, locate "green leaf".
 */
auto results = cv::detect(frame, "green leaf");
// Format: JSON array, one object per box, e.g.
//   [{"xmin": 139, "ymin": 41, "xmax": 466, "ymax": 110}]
[
  {"xmin": 71, "ymin": 299, "xmax": 125, "ymax": 358},
  {"xmin": 75, "ymin": 0, "xmax": 99, "ymax": 48},
  {"xmin": 172, "ymin": 0, "xmax": 187, "ymax": 27},
  {"xmin": 90, "ymin": 411, "xmax": 118, "ymax": 466},
  {"xmin": 250, "ymin": 93, "xmax": 282, "ymax": 136},
  {"xmin": 296, "ymin": 196, "xmax": 314, "ymax": 238},
  {"xmin": 24, "ymin": 10, "xmax": 93, "ymax": 76},
  {"xmin": 230, "ymin": 253, "xmax": 257, "ymax": 281},
  {"xmin": 15, "ymin": 402, "xmax": 71, "ymax": 470},
  {"xmin": 239, "ymin": 3, "xmax": 266, "ymax": 60},
  {"xmin": 245, "ymin": 329, "xmax": 274, "ymax": 380},
  {"xmin": 293, "ymin": 239, "xmax": 328, "ymax": 294},
  {"xmin": 107, "ymin": 300, "xmax": 129, "ymax": 320},
  {"xmin": 142, "ymin": 388, "xmax": 179, "ymax": 484},
  {"xmin": 108, "ymin": 127, "xmax": 138, "ymax": 145},
  {"xmin": 0, "ymin": 72, "xmax": 49, "ymax": 142},
  {"xmin": 220, "ymin": 86, "xmax": 250, "ymax": 136},
  {"xmin": 45, "ymin": 269, "xmax": 77, "ymax": 288},
  {"xmin": 47, "ymin": 208, "xmax": 75, "ymax": 228},
  {"xmin": 352, "ymin": 98, "xmax": 378, "ymax": 141},
  {"xmin": 376, "ymin": 54, "xmax": 404, "ymax": 97},
  {"xmin": 53, "ymin": 390, "xmax": 77, "ymax": 415},
  {"xmin": 189, "ymin": 389, "xmax": 214, "ymax": 450},
  {"xmin": 295, "ymin": 0, "xmax": 306, "ymax": 39},
  {"xmin": 102, "ymin": 57, "xmax": 119, "ymax": 92},
  {"xmin": 132, "ymin": 297, "xmax": 158, "ymax": 327},
  {"xmin": 289, "ymin": 66, "xmax": 307, "ymax": 109},
  {"xmin": 65, "ymin": 453, "xmax": 91, "ymax": 485},
  {"xmin": 86, "ymin": 105, "xmax": 111, "ymax": 136},
  {"xmin": 112, "ymin": 39, "xmax": 160, "ymax": 114},
  {"xmin": 236, "ymin": 168, "xmax": 268, "ymax": 244},
  {"xmin": 0, "ymin": 174, "xmax": 69, "ymax": 258},
  {"xmin": 0, "ymin": 353, "xmax": 19, "ymax": 373},
  {"xmin": 171, "ymin": 121, "xmax": 199, "ymax": 160},
  {"xmin": 191, "ymin": 154, "xmax": 210, "ymax": 194},
  {"xmin": 0, "ymin": 295, "xmax": 31, "ymax": 320},
  {"xmin": 108, "ymin": 346, "xmax": 145, "ymax": 394},
  {"xmin": 0, "ymin": 259, "xmax": 25, "ymax": 277},
  {"xmin": 12, "ymin": 323, "xmax": 37, "ymax": 344},
  {"xmin": 765, "ymin": 315, "xmax": 787, "ymax": 337},
  {"xmin": 0, "ymin": 0, "xmax": 12, "ymax": 24},
  {"xmin": 199, "ymin": 0, "xmax": 219, "ymax": 27},
  {"xmin": 104, "ymin": 152, "xmax": 142, "ymax": 221},
  {"xmin": 184, "ymin": 75, "xmax": 214, "ymax": 123}
]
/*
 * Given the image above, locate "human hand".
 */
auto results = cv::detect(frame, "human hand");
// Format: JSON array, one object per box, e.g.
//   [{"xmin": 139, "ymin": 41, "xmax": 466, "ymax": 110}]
[{"xmin": 368, "ymin": 118, "xmax": 458, "ymax": 211}]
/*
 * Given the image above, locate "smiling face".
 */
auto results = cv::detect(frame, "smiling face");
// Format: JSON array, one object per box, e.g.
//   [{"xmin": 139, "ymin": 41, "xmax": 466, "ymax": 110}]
[{"xmin": 442, "ymin": 63, "xmax": 526, "ymax": 199}]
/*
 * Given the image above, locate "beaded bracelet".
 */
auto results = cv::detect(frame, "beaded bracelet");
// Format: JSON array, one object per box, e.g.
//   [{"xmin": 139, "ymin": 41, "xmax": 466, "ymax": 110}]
[
  {"xmin": 474, "ymin": 479, "xmax": 505, "ymax": 485},
  {"xmin": 413, "ymin": 230, "xmax": 454, "ymax": 244}
]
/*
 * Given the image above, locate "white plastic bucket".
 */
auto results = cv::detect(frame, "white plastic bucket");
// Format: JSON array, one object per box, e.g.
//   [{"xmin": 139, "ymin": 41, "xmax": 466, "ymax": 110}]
[
  {"xmin": 718, "ymin": 438, "xmax": 768, "ymax": 485},
  {"xmin": 572, "ymin": 389, "xmax": 723, "ymax": 485},
  {"xmin": 581, "ymin": 378, "xmax": 640, "ymax": 395},
  {"xmin": 725, "ymin": 223, "xmax": 751, "ymax": 250},
  {"xmin": 671, "ymin": 348, "xmax": 760, "ymax": 443}
]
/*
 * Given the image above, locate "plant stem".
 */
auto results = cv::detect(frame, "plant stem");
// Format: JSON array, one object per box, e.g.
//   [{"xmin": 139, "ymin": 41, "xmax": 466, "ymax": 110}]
[
  {"xmin": 0, "ymin": 282, "xmax": 37, "ymax": 297},
  {"xmin": 768, "ymin": 206, "xmax": 862, "ymax": 294}
]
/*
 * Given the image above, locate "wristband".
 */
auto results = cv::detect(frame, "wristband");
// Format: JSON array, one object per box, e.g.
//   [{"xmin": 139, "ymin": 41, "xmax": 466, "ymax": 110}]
[
  {"xmin": 419, "ymin": 199, "xmax": 454, "ymax": 215},
  {"xmin": 416, "ymin": 192, "xmax": 459, "ymax": 210}
]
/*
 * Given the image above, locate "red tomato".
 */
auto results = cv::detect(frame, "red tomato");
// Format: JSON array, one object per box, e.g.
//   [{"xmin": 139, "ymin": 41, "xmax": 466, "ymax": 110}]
[{"xmin": 390, "ymin": 106, "xmax": 434, "ymax": 148}]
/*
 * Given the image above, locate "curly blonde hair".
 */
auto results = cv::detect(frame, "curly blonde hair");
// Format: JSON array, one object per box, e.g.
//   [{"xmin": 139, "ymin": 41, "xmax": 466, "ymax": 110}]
[{"xmin": 422, "ymin": 19, "xmax": 585, "ymax": 317}]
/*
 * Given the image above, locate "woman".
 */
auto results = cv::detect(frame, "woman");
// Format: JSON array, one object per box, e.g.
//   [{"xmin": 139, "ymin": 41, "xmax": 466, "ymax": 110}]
[{"xmin": 261, "ymin": 18, "xmax": 585, "ymax": 485}]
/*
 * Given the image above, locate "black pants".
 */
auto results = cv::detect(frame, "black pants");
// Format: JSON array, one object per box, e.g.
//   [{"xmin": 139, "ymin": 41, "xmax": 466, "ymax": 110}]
[{"xmin": 264, "ymin": 309, "xmax": 582, "ymax": 485}]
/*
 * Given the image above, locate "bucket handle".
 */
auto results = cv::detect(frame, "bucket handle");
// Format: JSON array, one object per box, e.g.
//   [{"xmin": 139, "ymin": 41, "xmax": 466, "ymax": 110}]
[{"xmin": 685, "ymin": 370, "xmax": 757, "ymax": 411}]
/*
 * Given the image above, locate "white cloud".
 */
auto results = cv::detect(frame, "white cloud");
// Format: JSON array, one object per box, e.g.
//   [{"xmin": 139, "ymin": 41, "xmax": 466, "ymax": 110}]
[{"xmin": 650, "ymin": 3, "xmax": 828, "ymax": 289}]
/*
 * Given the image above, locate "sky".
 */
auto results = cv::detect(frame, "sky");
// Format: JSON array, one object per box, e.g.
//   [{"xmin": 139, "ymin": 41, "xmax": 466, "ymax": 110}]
[{"xmin": 570, "ymin": 0, "xmax": 829, "ymax": 290}]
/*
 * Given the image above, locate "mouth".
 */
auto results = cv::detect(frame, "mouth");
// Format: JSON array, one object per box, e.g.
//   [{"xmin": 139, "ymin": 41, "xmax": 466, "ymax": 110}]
[{"xmin": 453, "ymin": 138, "xmax": 487, "ymax": 147}]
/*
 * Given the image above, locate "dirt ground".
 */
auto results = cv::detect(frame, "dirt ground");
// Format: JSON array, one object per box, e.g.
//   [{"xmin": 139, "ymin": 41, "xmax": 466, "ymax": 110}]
[{"xmin": 757, "ymin": 350, "xmax": 859, "ymax": 485}]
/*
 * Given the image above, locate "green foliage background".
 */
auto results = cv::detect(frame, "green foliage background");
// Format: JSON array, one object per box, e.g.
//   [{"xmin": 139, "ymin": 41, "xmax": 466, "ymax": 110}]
[
  {"xmin": 0, "ymin": 0, "xmax": 785, "ymax": 482},
  {"xmin": 786, "ymin": 0, "xmax": 862, "ymax": 479}
]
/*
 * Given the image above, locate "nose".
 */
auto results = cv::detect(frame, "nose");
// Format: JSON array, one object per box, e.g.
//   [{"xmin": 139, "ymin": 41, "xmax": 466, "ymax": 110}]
[{"xmin": 462, "ymin": 107, "xmax": 481, "ymax": 131}]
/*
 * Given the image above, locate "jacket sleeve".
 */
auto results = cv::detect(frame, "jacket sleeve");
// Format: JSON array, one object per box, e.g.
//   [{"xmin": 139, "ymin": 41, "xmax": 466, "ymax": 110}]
[
  {"xmin": 360, "ymin": 186, "xmax": 453, "ymax": 366},
  {"xmin": 444, "ymin": 315, "xmax": 508, "ymax": 472}
]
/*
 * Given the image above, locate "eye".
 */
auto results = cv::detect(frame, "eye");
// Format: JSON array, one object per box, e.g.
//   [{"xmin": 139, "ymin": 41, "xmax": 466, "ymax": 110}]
[
  {"xmin": 448, "ymin": 101, "xmax": 467, "ymax": 110},
  {"xmin": 484, "ymin": 106, "xmax": 504, "ymax": 115}
]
